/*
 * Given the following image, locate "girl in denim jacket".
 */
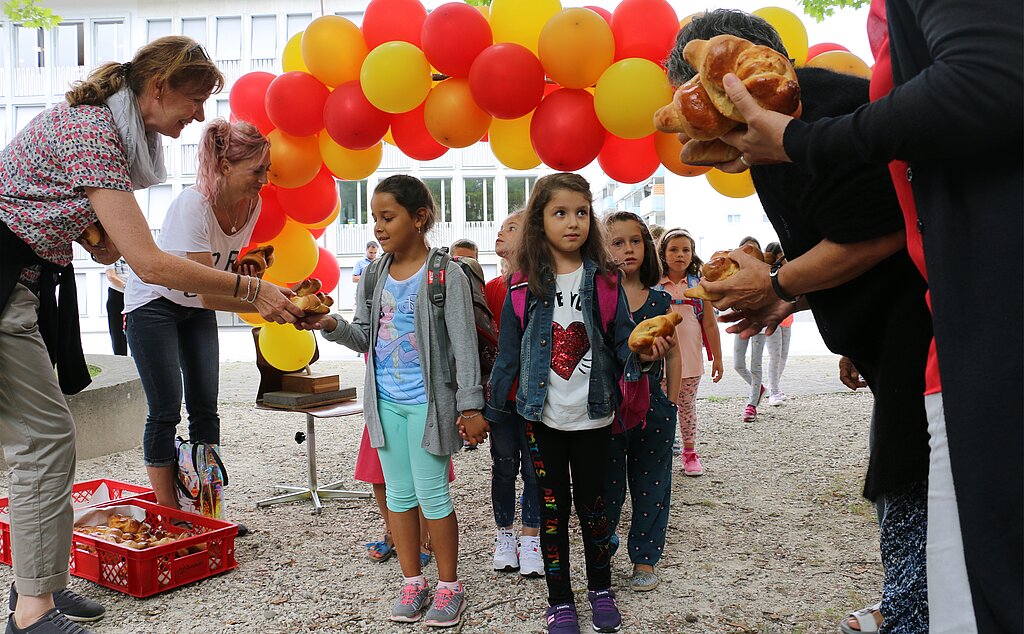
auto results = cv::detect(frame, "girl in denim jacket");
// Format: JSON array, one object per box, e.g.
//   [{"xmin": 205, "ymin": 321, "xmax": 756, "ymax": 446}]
[
  {"xmin": 484, "ymin": 173, "xmax": 671, "ymax": 634},
  {"xmin": 300, "ymin": 175, "xmax": 484, "ymax": 628}
]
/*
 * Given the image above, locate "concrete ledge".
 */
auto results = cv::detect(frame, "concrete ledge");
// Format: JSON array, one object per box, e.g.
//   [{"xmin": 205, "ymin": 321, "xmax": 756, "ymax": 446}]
[{"xmin": 66, "ymin": 354, "xmax": 145, "ymax": 460}]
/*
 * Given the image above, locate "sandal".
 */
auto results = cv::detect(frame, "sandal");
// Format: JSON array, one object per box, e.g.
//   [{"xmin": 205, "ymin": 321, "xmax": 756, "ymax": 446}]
[
  {"xmin": 838, "ymin": 603, "xmax": 882, "ymax": 633},
  {"xmin": 366, "ymin": 535, "xmax": 395, "ymax": 563}
]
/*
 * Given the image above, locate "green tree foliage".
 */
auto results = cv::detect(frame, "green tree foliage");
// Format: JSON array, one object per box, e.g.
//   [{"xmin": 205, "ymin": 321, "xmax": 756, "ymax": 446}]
[
  {"xmin": 4, "ymin": 0, "xmax": 62, "ymax": 29},
  {"xmin": 464, "ymin": 0, "xmax": 491, "ymax": 6},
  {"xmin": 800, "ymin": 0, "xmax": 870, "ymax": 22}
]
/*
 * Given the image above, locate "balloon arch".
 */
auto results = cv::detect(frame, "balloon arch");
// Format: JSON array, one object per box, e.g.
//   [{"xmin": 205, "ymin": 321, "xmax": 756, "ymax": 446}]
[{"xmin": 234, "ymin": 0, "xmax": 871, "ymax": 367}]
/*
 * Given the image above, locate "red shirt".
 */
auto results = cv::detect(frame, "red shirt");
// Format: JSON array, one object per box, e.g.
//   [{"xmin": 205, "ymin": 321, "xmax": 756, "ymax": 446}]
[
  {"xmin": 868, "ymin": 0, "xmax": 941, "ymax": 394},
  {"xmin": 485, "ymin": 275, "xmax": 507, "ymax": 336}
]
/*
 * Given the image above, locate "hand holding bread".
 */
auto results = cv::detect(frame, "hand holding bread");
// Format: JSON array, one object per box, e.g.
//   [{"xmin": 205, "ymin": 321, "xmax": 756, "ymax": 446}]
[
  {"xmin": 289, "ymin": 278, "xmax": 335, "ymax": 315},
  {"xmin": 628, "ymin": 312, "xmax": 683, "ymax": 355},
  {"xmin": 684, "ymin": 243, "xmax": 766, "ymax": 302},
  {"xmin": 235, "ymin": 245, "xmax": 275, "ymax": 277}
]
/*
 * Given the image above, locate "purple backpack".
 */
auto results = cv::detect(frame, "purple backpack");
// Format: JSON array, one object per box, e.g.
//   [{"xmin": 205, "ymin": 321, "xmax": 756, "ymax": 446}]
[{"xmin": 508, "ymin": 271, "xmax": 650, "ymax": 434}]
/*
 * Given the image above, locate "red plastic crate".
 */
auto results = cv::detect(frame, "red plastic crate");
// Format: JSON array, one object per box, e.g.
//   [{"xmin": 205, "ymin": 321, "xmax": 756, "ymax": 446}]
[
  {"xmin": 0, "ymin": 479, "xmax": 154, "ymax": 566},
  {"xmin": 70, "ymin": 498, "xmax": 237, "ymax": 598}
]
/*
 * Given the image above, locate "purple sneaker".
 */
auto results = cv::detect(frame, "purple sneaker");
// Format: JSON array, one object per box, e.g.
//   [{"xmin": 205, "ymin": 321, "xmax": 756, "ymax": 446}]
[
  {"xmin": 545, "ymin": 603, "xmax": 580, "ymax": 634},
  {"xmin": 587, "ymin": 589, "xmax": 621, "ymax": 633}
]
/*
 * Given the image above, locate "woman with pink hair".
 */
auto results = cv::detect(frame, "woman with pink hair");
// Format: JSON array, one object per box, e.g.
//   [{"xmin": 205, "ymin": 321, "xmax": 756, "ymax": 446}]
[{"xmin": 123, "ymin": 119, "xmax": 271, "ymax": 530}]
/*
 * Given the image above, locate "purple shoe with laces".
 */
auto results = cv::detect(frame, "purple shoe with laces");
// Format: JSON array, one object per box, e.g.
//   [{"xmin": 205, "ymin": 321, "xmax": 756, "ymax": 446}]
[
  {"xmin": 587, "ymin": 589, "xmax": 621, "ymax": 633},
  {"xmin": 545, "ymin": 603, "xmax": 580, "ymax": 634}
]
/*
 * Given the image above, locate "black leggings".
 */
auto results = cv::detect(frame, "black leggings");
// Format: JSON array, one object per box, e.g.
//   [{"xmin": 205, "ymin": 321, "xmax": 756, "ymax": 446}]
[{"xmin": 525, "ymin": 420, "xmax": 613, "ymax": 606}]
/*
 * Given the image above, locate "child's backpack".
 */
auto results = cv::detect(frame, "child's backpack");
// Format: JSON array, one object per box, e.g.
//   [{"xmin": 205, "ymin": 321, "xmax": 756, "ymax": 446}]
[
  {"xmin": 508, "ymin": 270, "xmax": 650, "ymax": 433},
  {"xmin": 658, "ymin": 272, "xmax": 711, "ymax": 360},
  {"xmin": 363, "ymin": 248, "xmax": 499, "ymax": 386}
]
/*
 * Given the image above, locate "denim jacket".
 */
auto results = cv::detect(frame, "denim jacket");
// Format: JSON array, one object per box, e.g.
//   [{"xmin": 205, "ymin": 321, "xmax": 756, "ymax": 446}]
[{"xmin": 484, "ymin": 258, "xmax": 642, "ymax": 424}]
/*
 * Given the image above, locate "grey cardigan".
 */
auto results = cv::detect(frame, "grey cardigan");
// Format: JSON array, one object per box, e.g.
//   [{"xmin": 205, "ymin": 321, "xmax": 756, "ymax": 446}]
[{"xmin": 321, "ymin": 249, "xmax": 483, "ymax": 456}]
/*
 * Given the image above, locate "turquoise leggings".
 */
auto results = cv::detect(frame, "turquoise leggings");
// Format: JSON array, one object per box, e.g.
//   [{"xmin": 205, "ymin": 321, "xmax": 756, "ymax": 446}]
[{"xmin": 376, "ymin": 399, "xmax": 454, "ymax": 520}]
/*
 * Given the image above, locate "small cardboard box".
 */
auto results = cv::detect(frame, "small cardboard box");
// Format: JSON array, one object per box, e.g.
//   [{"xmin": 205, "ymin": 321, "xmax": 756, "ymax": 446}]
[{"xmin": 280, "ymin": 372, "xmax": 341, "ymax": 394}]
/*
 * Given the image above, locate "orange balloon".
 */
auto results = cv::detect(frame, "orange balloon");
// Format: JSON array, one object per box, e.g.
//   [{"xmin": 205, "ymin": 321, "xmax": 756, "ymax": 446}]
[
  {"xmin": 706, "ymin": 168, "xmax": 755, "ymax": 198},
  {"xmin": 654, "ymin": 132, "xmax": 711, "ymax": 177},
  {"xmin": 303, "ymin": 201, "xmax": 341, "ymax": 230},
  {"xmin": 424, "ymin": 78, "xmax": 492, "ymax": 148},
  {"xmin": 265, "ymin": 220, "xmax": 320, "ymax": 282},
  {"xmin": 239, "ymin": 312, "xmax": 268, "ymax": 326},
  {"xmin": 319, "ymin": 132, "xmax": 383, "ymax": 181},
  {"xmin": 539, "ymin": 8, "xmax": 614, "ymax": 90},
  {"xmin": 805, "ymin": 50, "xmax": 872, "ymax": 78},
  {"xmin": 267, "ymin": 130, "xmax": 322, "ymax": 188}
]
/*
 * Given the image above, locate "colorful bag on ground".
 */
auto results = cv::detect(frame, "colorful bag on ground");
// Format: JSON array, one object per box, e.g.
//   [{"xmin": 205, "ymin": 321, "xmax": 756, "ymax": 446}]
[{"xmin": 174, "ymin": 437, "xmax": 227, "ymax": 519}]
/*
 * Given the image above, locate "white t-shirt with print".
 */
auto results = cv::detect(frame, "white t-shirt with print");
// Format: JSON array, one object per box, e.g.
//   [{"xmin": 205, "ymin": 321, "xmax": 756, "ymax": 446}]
[
  {"xmin": 124, "ymin": 187, "xmax": 260, "ymax": 313},
  {"xmin": 540, "ymin": 265, "xmax": 614, "ymax": 431}
]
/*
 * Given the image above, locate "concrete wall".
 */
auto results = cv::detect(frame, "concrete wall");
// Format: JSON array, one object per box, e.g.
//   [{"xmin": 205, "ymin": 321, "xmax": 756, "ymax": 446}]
[{"xmin": 67, "ymin": 355, "xmax": 145, "ymax": 461}]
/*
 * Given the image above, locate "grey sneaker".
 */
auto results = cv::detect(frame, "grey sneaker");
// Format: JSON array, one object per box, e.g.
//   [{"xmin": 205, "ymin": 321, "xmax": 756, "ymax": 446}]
[
  {"xmin": 390, "ymin": 582, "xmax": 430, "ymax": 623},
  {"xmin": 7, "ymin": 609, "xmax": 92, "ymax": 633},
  {"xmin": 423, "ymin": 585, "xmax": 466, "ymax": 628},
  {"xmin": 630, "ymin": 566, "xmax": 659, "ymax": 592},
  {"xmin": 8, "ymin": 586, "xmax": 104, "ymax": 623}
]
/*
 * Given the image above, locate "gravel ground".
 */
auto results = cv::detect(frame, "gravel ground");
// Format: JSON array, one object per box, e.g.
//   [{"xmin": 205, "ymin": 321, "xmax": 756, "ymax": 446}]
[{"xmin": 0, "ymin": 359, "xmax": 883, "ymax": 634}]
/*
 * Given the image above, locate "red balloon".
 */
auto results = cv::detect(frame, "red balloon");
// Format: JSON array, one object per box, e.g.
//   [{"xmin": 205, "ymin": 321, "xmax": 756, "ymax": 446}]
[
  {"xmin": 585, "ymin": 5, "xmax": 613, "ymax": 24},
  {"xmin": 807, "ymin": 42, "xmax": 850, "ymax": 61},
  {"xmin": 277, "ymin": 167, "xmax": 339, "ymax": 226},
  {"xmin": 323, "ymin": 81, "xmax": 390, "ymax": 151},
  {"xmin": 363, "ymin": 0, "xmax": 428, "ymax": 49},
  {"xmin": 265, "ymin": 72, "xmax": 330, "ymax": 137},
  {"xmin": 309, "ymin": 226, "xmax": 327, "ymax": 239},
  {"xmin": 421, "ymin": 2, "xmax": 493, "ymax": 77},
  {"xmin": 230, "ymin": 72, "xmax": 276, "ymax": 135},
  {"xmin": 309, "ymin": 247, "xmax": 341, "ymax": 294},
  {"xmin": 530, "ymin": 89, "xmax": 605, "ymax": 172},
  {"xmin": 391, "ymin": 103, "xmax": 448, "ymax": 161},
  {"xmin": 611, "ymin": 0, "xmax": 679, "ymax": 63},
  {"xmin": 252, "ymin": 186, "xmax": 287, "ymax": 243},
  {"xmin": 598, "ymin": 133, "xmax": 660, "ymax": 184},
  {"xmin": 469, "ymin": 44, "xmax": 545, "ymax": 120}
]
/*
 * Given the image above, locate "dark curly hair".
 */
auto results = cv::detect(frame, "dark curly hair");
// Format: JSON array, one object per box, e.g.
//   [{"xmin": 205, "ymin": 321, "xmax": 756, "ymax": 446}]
[{"xmin": 666, "ymin": 9, "xmax": 788, "ymax": 86}]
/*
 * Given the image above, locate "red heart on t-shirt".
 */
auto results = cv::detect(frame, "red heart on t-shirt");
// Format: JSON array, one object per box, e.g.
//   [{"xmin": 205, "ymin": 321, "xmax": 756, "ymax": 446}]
[{"xmin": 550, "ymin": 321, "xmax": 590, "ymax": 381}]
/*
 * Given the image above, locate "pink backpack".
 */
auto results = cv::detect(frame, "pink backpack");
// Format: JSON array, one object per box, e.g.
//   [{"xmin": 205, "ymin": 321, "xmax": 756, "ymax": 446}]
[{"xmin": 508, "ymin": 271, "xmax": 650, "ymax": 433}]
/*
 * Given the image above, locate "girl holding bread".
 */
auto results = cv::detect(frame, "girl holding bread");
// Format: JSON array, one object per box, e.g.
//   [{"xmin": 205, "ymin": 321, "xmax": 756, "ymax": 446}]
[
  {"xmin": 604, "ymin": 211, "xmax": 680, "ymax": 593},
  {"xmin": 299, "ymin": 175, "xmax": 483, "ymax": 628},
  {"xmin": 657, "ymin": 228, "xmax": 723, "ymax": 477},
  {"xmin": 124, "ymin": 118, "xmax": 272, "ymax": 530},
  {"xmin": 484, "ymin": 173, "xmax": 671, "ymax": 634}
]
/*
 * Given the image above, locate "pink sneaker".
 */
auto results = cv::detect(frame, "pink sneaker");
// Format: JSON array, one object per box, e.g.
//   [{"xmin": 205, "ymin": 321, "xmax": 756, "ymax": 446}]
[
  {"xmin": 742, "ymin": 404, "xmax": 757, "ymax": 422},
  {"xmin": 682, "ymin": 450, "xmax": 704, "ymax": 477}
]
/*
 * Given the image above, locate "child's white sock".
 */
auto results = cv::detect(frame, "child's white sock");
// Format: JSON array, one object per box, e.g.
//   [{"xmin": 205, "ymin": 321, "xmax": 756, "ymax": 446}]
[
  {"xmin": 404, "ymin": 574, "xmax": 427, "ymax": 588},
  {"xmin": 436, "ymin": 579, "xmax": 462, "ymax": 593}
]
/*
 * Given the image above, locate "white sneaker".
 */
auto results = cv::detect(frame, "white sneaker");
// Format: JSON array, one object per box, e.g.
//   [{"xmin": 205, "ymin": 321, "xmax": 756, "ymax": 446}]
[
  {"xmin": 518, "ymin": 536, "xmax": 545, "ymax": 578},
  {"xmin": 768, "ymin": 393, "xmax": 785, "ymax": 406},
  {"xmin": 493, "ymin": 528, "xmax": 519, "ymax": 572}
]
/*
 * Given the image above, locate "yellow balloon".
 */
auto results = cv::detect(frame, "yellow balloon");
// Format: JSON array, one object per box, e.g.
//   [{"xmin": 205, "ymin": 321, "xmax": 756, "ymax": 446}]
[
  {"xmin": 282, "ymin": 32, "xmax": 308, "ymax": 73},
  {"xmin": 475, "ymin": 5, "xmax": 490, "ymax": 22},
  {"xmin": 490, "ymin": 0, "xmax": 562, "ymax": 55},
  {"xmin": 383, "ymin": 127, "xmax": 396, "ymax": 146},
  {"xmin": 360, "ymin": 42, "xmax": 432, "ymax": 114},
  {"xmin": 302, "ymin": 16, "xmax": 368, "ymax": 87},
  {"xmin": 806, "ymin": 50, "xmax": 872, "ymax": 78},
  {"xmin": 752, "ymin": 7, "xmax": 808, "ymax": 66},
  {"xmin": 539, "ymin": 8, "xmax": 614, "ymax": 90},
  {"xmin": 706, "ymin": 169, "xmax": 755, "ymax": 198},
  {"xmin": 239, "ymin": 312, "xmax": 268, "ymax": 327},
  {"xmin": 489, "ymin": 113, "xmax": 541, "ymax": 170},
  {"xmin": 267, "ymin": 130, "xmax": 322, "ymax": 189},
  {"xmin": 303, "ymin": 201, "xmax": 340, "ymax": 230},
  {"xmin": 258, "ymin": 323, "xmax": 316, "ymax": 372},
  {"xmin": 594, "ymin": 58, "xmax": 673, "ymax": 139},
  {"xmin": 265, "ymin": 220, "xmax": 320, "ymax": 282},
  {"xmin": 319, "ymin": 131, "xmax": 383, "ymax": 181}
]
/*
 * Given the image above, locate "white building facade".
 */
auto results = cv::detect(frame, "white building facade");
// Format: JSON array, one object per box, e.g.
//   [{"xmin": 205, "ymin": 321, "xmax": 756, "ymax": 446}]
[{"xmin": 2, "ymin": 0, "xmax": 786, "ymax": 344}]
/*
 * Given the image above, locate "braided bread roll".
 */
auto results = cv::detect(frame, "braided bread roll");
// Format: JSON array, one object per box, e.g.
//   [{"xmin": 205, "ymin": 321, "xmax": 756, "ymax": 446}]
[{"xmin": 683, "ymin": 34, "xmax": 801, "ymax": 123}]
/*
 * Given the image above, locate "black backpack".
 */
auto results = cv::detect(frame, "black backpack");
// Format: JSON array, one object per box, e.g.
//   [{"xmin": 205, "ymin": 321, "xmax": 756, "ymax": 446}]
[{"xmin": 363, "ymin": 248, "xmax": 498, "ymax": 386}]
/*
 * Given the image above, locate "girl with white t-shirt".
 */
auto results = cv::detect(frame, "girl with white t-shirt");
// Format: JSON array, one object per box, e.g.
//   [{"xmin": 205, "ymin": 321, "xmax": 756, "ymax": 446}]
[
  {"xmin": 124, "ymin": 119, "xmax": 269, "ymax": 523},
  {"xmin": 484, "ymin": 174, "xmax": 671, "ymax": 634}
]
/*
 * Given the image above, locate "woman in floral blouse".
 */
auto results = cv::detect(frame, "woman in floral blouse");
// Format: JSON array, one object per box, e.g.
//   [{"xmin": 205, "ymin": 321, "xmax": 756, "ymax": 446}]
[{"xmin": 0, "ymin": 37, "xmax": 301, "ymax": 634}]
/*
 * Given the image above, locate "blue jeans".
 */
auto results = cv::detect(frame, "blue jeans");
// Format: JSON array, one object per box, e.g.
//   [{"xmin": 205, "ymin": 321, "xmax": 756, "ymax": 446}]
[
  {"xmin": 489, "ymin": 411, "xmax": 540, "ymax": 529},
  {"xmin": 126, "ymin": 298, "xmax": 220, "ymax": 467}
]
